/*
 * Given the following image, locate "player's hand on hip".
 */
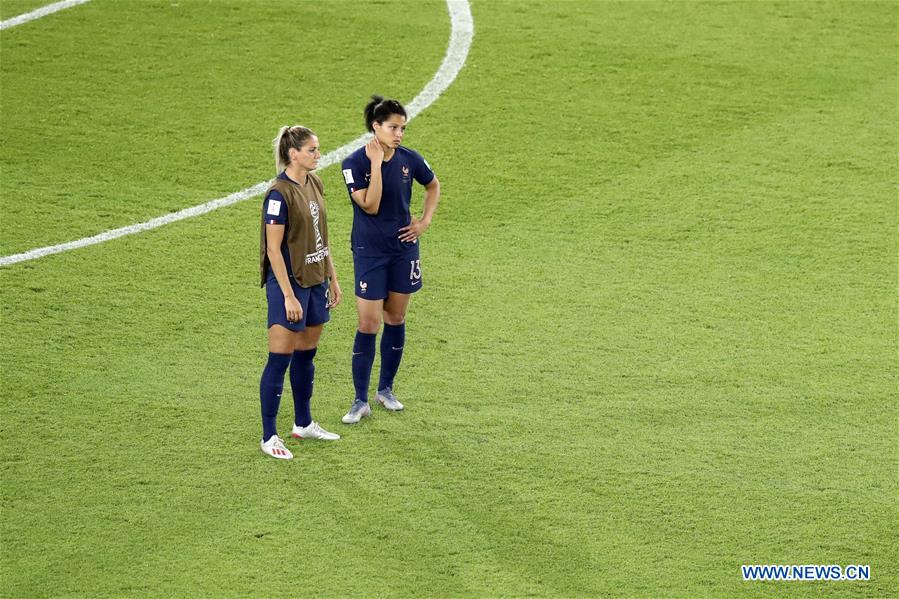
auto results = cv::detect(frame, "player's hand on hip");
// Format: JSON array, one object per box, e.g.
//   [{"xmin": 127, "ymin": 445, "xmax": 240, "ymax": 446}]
[
  {"xmin": 285, "ymin": 296, "xmax": 303, "ymax": 323},
  {"xmin": 365, "ymin": 138, "xmax": 384, "ymax": 163},
  {"xmin": 327, "ymin": 279, "xmax": 342, "ymax": 309},
  {"xmin": 398, "ymin": 216, "xmax": 428, "ymax": 242}
]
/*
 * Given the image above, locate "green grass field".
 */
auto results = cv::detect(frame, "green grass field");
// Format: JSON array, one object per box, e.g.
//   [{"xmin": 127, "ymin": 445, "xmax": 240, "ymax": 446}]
[{"xmin": 2, "ymin": 0, "xmax": 896, "ymax": 596}]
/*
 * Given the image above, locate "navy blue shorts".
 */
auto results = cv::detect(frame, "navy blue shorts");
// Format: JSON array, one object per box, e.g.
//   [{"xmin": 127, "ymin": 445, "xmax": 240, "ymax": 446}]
[
  {"xmin": 266, "ymin": 270, "xmax": 330, "ymax": 331},
  {"xmin": 353, "ymin": 244, "xmax": 422, "ymax": 300}
]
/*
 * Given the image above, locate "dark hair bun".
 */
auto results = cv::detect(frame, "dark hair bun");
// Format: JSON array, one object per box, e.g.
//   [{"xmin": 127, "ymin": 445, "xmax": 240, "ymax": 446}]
[{"xmin": 363, "ymin": 95, "xmax": 407, "ymax": 132}]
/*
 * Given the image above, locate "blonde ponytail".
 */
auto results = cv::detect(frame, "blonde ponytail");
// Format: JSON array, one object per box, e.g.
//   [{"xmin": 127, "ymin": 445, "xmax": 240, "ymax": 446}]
[
  {"xmin": 273, "ymin": 124, "xmax": 315, "ymax": 174},
  {"xmin": 273, "ymin": 125, "xmax": 291, "ymax": 174}
]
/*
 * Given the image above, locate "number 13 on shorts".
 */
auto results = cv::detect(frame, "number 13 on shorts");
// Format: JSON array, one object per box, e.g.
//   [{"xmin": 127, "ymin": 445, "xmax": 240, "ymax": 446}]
[{"xmin": 409, "ymin": 259, "xmax": 422, "ymax": 281}]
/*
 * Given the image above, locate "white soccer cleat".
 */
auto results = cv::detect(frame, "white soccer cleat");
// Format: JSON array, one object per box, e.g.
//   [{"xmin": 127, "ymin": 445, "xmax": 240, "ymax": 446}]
[
  {"xmin": 341, "ymin": 400, "xmax": 372, "ymax": 424},
  {"xmin": 260, "ymin": 435, "xmax": 293, "ymax": 460},
  {"xmin": 376, "ymin": 388, "xmax": 404, "ymax": 411},
  {"xmin": 291, "ymin": 421, "xmax": 340, "ymax": 441}
]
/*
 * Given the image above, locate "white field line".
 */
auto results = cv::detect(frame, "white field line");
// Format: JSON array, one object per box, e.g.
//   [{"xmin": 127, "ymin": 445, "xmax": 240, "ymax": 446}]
[
  {"xmin": 0, "ymin": 0, "xmax": 91, "ymax": 31},
  {"xmin": 0, "ymin": 0, "xmax": 474, "ymax": 267}
]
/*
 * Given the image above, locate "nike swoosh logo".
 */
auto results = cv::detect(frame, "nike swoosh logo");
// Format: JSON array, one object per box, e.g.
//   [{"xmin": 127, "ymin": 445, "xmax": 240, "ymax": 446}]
[
  {"xmin": 352, "ymin": 352, "xmax": 362, "ymax": 356},
  {"xmin": 412, "ymin": 280, "xmax": 421, "ymax": 285},
  {"xmin": 391, "ymin": 346, "xmax": 404, "ymax": 351}
]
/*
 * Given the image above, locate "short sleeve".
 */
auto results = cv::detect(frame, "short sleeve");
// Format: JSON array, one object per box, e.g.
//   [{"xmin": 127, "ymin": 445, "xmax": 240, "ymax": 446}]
[
  {"xmin": 262, "ymin": 189, "xmax": 287, "ymax": 225},
  {"xmin": 341, "ymin": 155, "xmax": 369, "ymax": 194},
  {"xmin": 412, "ymin": 152, "xmax": 435, "ymax": 186}
]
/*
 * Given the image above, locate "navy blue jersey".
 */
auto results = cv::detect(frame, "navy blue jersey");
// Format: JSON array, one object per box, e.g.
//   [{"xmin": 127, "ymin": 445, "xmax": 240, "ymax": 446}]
[
  {"xmin": 341, "ymin": 145, "xmax": 434, "ymax": 257},
  {"xmin": 262, "ymin": 171, "xmax": 295, "ymax": 272}
]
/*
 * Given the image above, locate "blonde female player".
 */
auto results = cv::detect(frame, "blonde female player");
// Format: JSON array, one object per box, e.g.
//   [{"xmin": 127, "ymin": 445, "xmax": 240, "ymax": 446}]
[{"xmin": 258, "ymin": 125, "xmax": 342, "ymax": 459}]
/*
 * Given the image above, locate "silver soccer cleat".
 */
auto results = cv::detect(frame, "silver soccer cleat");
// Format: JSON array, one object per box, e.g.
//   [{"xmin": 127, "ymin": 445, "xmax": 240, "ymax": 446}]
[
  {"xmin": 291, "ymin": 421, "xmax": 340, "ymax": 441},
  {"xmin": 376, "ymin": 387, "xmax": 404, "ymax": 411},
  {"xmin": 341, "ymin": 400, "xmax": 372, "ymax": 424}
]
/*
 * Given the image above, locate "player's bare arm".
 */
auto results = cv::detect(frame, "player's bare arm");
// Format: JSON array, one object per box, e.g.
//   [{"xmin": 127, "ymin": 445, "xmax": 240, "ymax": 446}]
[
  {"xmin": 265, "ymin": 223, "xmax": 302, "ymax": 322},
  {"xmin": 351, "ymin": 139, "xmax": 384, "ymax": 215},
  {"xmin": 326, "ymin": 253, "xmax": 342, "ymax": 309},
  {"xmin": 399, "ymin": 176, "xmax": 440, "ymax": 242}
]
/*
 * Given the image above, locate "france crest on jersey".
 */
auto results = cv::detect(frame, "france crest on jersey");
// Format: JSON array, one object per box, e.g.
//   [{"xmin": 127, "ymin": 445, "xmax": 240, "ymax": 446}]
[{"xmin": 341, "ymin": 145, "xmax": 434, "ymax": 257}]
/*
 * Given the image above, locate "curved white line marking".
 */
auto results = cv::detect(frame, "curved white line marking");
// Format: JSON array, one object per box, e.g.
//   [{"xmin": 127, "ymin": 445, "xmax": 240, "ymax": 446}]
[
  {"xmin": 0, "ymin": 0, "xmax": 473, "ymax": 267},
  {"xmin": 0, "ymin": 0, "xmax": 91, "ymax": 31}
]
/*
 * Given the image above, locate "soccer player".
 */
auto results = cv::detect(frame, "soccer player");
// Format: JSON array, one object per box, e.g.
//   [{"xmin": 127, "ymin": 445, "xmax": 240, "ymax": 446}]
[
  {"xmin": 340, "ymin": 96, "xmax": 441, "ymax": 424},
  {"xmin": 258, "ymin": 125, "xmax": 343, "ymax": 459}
]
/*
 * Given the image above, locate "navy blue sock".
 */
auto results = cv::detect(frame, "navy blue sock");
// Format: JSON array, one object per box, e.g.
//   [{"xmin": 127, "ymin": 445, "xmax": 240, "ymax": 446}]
[
  {"xmin": 290, "ymin": 348, "xmax": 317, "ymax": 428},
  {"xmin": 378, "ymin": 322, "xmax": 406, "ymax": 391},
  {"xmin": 352, "ymin": 331, "xmax": 377, "ymax": 402},
  {"xmin": 260, "ymin": 352, "xmax": 292, "ymax": 442}
]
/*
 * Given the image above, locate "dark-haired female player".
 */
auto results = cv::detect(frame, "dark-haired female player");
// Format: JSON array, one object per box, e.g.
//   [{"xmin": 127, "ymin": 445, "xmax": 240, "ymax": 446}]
[
  {"xmin": 340, "ymin": 96, "xmax": 441, "ymax": 424},
  {"xmin": 258, "ymin": 125, "xmax": 343, "ymax": 459}
]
